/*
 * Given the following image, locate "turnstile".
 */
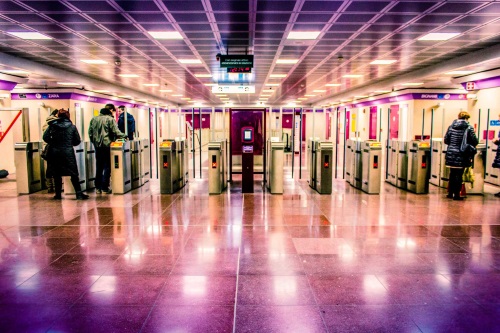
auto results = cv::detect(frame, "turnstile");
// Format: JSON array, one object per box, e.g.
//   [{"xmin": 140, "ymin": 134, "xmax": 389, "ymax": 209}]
[
  {"xmin": 159, "ymin": 140, "xmax": 180, "ymax": 194},
  {"xmin": 110, "ymin": 140, "xmax": 131, "ymax": 194},
  {"xmin": 63, "ymin": 142, "xmax": 87, "ymax": 194},
  {"xmin": 440, "ymin": 143, "xmax": 450, "ymax": 188},
  {"xmin": 141, "ymin": 139, "xmax": 151, "ymax": 185},
  {"xmin": 396, "ymin": 141, "xmax": 409, "ymax": 189},
  {"xmin": 176, "ymin": 138, "xmax": 188, "ymax": 188},
  {"xmin": 85, "ymin": 141, "xmax": 96, "ymax": 190},
  {"xmin": 361, "ymin": 140, "xmax": 382, "ymax": 194},
  {"xmin": 15, "ymin": 142, "xmax": 44, "ymax": 194},
  {"xmin": 208, "ymin": 140, "xmax": 227, "ymax": 194},
  {"xmin": 386, "ymin": 140, "xmax": 397, "ymax": 185},
  {"xmin": 467, "ymin": 143, "xmax": 486, "ymax": 194},
  {"xmin": 266, "ymin": 139, "xmax": 284, "ymax": 194},
  {"xmin": 345, "ymin": 139, "xmax": 354, "ymax": 184},
  {"xmin": 485, "ymin": 137, "xmax": 500, "ymax": 186},
  {"xmin": 407, "ymin": 141, "xmax": 430, "ymax": 194},
  {"xmin": 353, "ymin": 139, "xmax": 363, "ymax": 189},
  {"xmin": 430, "ymin": 139, "xmax": 442, "ymax": 187},
  {"xmin": 308, "ymin": 138, "xmax": 319, "ymax": 189},
  {"xmin": 130, "ymin": 140, "xmax": 141, "ymax": 189},
  {"xmin": 315, "ymin": 141, "xmax": 333, "ymax": 194}
]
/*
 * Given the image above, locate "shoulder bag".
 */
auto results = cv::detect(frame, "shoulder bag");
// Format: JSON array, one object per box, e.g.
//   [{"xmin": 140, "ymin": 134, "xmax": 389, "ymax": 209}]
[{"xmin": 460, "ymin": 127, "xmax": 477, "ymax": 160}]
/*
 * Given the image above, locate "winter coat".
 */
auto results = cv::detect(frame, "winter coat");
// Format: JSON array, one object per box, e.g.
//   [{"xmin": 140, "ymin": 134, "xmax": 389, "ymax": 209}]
[
  {"xmin": 42, "ymin": 114, "xmax": 58, "ymax": 133},
  {"xmin": 43, "ymin": 118, "xmax": 81, "ymax": 177},
  {"xmin": 118, "ymin": 112, "xmax": 135, "ymax": 140},
  {"xmin": 88, "ymin": 114, "xmax": 127, "ymax": 148},
  {"xmin": 444, "ymin": 119, "xmax": 478, "ymax": 168},
  {"xmin": 493, "ymin": 132, "xmax": 500, "ymax": 168}
]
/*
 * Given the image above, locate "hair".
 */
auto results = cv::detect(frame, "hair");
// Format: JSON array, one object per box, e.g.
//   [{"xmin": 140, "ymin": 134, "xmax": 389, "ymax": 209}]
[
  {"xmin": 458, "ymin": 111, "xmax": 471, "ymax": 120},
  {"xmin": 100, "ymin": 108, "xmax": 113, "ymax": 116},
  {"xmin": 57, "ymin": 109, "xmax": 70, "ymax": 120},
  {"xmin": 118, "ymin": 105, "xmax": 125, "ymax": 110},
  {"xmin": 105, "ymin": 103, "xmax": 116, "ymax": 111},
  {"xmin": 50, "ymin": 109, "xmax": 58, "ymax": 116}
]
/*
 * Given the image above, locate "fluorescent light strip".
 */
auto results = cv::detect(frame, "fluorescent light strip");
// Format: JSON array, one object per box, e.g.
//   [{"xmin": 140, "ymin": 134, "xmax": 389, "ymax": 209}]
[
  {"xmin": 179, "ymin": 59, "xmax": 202, "ymax": 64},
  {"xmin": 370, "ymin": 59, "xmax": 397, "ymax": 65},
  {"xmin": 159, "ymin": 89, "xmax": 172, "ymax": 92},
  {"xmin": 304, "ymin": 94, "xmax": 316, "ymax": 97},
  {"xmin": 143, "ymin": 83, "xmax": 159, "ymax": 86},
  {"xmin": 119, "ymin": 74, "xmax": 139, "ymax": 78},
  {"xmin": 8, "ymin": 32, "xmax": 51, "ymax": 40},
  {"xmin": 418, "ymin": 32, "xmax": 460, "ymax": 41},
  {"xmin": 287, "ymin": 31, "xmax": 321, "ymax": 40},
  {"xmin": 265, "ymin": 83, "xmax": 280, "ymax": 86},
  {"xmin": 343, "ymin": 74, "xmax": 363, "ymax": 78},
  {"xmin": 445, "ymin": 71, "xmax": 474, "ymax": 75},
  {"xmin": 276, "ymin": 59, "xmax": 298, "ymax": 64},
  {"xmin": 313, "ymin": 90, "xmax": 326, "ymax": 93},
  {"xmin": 325, "ymin": 83, "xmax": 341, "ymax": 87},
  {"xmin": 148, "ymin": 31, "xmax": 183, "ymax": 40},
  {"xmin": 1, "ymin": 70, "xmax": 29, "ymax": 75},
  {"xmin": 194, "ymin": 74, "xmax": 213, "ymax": 78},
  {"xmin": 172, "ymin": 94, "xmax": 183, "ymax": 97},
  {"xmin": 270, "ymin": 74, "xmax": 287, "ymax": 78},
  {"xmin": 81, "ymin": 59, "xmax": 108, "ymax": 64},
  {"xmin": 401, "ymin": 82, "xmax": 424, "ymax": 86},
  {"xmin": 57, "ymin": 82, "xmax": 79, "ymax": 86}
]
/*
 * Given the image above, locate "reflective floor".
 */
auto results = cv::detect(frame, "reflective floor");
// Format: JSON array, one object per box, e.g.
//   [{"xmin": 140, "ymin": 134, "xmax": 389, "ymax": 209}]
[{"xmin": 0, "ymin": 174, "xmax": 499, "ymax": 332}]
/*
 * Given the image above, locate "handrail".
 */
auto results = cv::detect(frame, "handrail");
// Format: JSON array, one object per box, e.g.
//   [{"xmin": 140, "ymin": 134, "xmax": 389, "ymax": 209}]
[{"xmin": 0, "ymin": 110, "xmax": 22, "ymax": 144}]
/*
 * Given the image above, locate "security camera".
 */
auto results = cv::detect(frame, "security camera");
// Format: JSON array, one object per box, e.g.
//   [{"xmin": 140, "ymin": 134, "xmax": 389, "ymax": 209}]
[
  {"xmin": 114, "ymin": 60, "xmax": 121, "ymax": 66},
  {"xmin": 216, "ymin": 53, "xmax": 221, "ymax": 61}
]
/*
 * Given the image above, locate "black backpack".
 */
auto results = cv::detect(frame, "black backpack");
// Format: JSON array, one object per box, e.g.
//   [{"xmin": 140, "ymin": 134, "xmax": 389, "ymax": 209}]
[{"xmin": 0, "ymin": 169, "xmax": 8, "ymax": 178}]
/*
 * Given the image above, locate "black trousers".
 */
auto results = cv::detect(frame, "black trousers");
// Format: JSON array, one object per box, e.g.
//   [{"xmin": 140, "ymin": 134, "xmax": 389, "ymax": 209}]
[
  {"xmin": 95, "ymin": 146, "xmax": 111, "ymax": 190},
  {"xmin": 54, "ymin": 175, "xmax": 82, "ymax": 195},
  {"xmin": 449, "ymin": 167, "xmax": 465, "ymax": 198}
]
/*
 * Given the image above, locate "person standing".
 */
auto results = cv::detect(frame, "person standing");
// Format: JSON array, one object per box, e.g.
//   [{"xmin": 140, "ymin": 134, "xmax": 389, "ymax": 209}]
[
  {"xmin": 444, "ymin": 111, "xmax": 478, "ymax": 201},
  {"xmin": 117, "ymin": 105, "xmax": 135, "ymax": 140},
  {"xmin": 88, "ymin": 107, "xmax": 127, "ymax": 194},
  {"xmin": 42, "ymin": 109, "xmax": 59, "ymax": 193},
  {"xmin": 492, "ymin": 113, "xmax": 500, "ymax": 198},
  {"xmin": 43, "ymin": 109, "xmax": 89, "ymax": 200}
]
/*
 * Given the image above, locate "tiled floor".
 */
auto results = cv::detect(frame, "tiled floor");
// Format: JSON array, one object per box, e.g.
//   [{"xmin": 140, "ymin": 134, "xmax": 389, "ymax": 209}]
[{"xmin": 0, "ymin": 171, "xmax": 499, "ymax": 332}]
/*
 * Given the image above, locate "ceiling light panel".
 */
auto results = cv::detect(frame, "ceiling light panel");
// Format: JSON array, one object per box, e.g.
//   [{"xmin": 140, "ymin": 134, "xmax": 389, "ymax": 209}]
[
  {"xmin": 8, "ymin": 32, "xmax": 52, "ymax": 40},
  {"xmin": 370, "ymin": 59, "xmax": 397, "ymax": 65},
  {"xmin": 148, "ymin": 31, "xmax": 183, "ymax": 39},
  {"xmin": 179, "ymin": 59, "xmax": 202, "ymax": 64},
  {"xmin": 276, "ymin": 59, "xmax": 299, "ymax": 64},
  {"xmin": 418, "ymin": 33, "xmax": 460, "ymax": 41},
  {"xmin": 287, "ymin": 31, "xmax": 321, "ymax": 40},
  {"xmin": 81, "ymin": 59, "xmax": 108, "ymax": 64}
]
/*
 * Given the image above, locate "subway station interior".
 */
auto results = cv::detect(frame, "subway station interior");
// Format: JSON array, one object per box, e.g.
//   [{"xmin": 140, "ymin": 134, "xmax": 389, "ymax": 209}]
[{"xmin": 0, "ymin": 1, "xmax": 499, "ymax": 332}]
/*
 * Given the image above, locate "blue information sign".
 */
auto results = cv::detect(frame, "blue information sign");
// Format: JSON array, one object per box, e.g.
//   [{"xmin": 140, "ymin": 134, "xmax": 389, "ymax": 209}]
[{"xmin": 490, "ymin": 120, "xmax": 500, "ymax": 126}]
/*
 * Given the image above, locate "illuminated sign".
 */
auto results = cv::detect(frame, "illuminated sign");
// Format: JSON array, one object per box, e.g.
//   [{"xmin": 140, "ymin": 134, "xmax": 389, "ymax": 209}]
[
  {"xmin": 465, "ymin": 82, "xmax": 476, "ymax": 91},
  {"xmin": 212, "ymin": 85, "xmax": 255, "ymax": 94},
  {"xmin": 220, "ymin": 55, "xmax": 254, "ymax": 68},
  {"xmin": 227, "ymin": 67, "xmax": 251, "ymax": 73}
]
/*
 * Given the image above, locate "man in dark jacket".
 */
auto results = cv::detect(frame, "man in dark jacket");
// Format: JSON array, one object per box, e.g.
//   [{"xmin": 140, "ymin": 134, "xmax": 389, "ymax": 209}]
[
  {"xmin": 43, "ymin": 109, "xmax": 89, "ymax": 200},
  {"xmin": 117, "ymin": 105, "xmax": 135, "ymax": 140},
  {"xmin": 88, "ymin": 107, "xmax": 127, "ymax": 194},
  {"xmin": 444, "ymin": 111, "xmax": 479, "ymax": 200}
]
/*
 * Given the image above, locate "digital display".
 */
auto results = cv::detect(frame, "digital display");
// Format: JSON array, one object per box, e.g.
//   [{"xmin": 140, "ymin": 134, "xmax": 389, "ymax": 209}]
[
  {"xmin": 227, "ymin": 67, "xmax": 252, "ymax": 73},
  {"xmin": 244, "ymin": 130, "xmax": 252, "ymax": 141}
]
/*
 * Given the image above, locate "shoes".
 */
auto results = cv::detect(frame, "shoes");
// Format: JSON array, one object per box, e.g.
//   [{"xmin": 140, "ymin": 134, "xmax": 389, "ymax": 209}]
[
  {"xmin": 494, "ymin": 192, "xmax": 500, "ymax": 198},
  {"xmin": 453, "ymin": 197, "xmax": 465, "ymax": 201},
  {"xmin": 446, "ymin": 194, "xmax": 453, "ymax": 199},
  {"xmin": 52, "ymin": 194, "xmax": 62, "ymax": 200},
  {"xmin": 76, "ymin": 192, "xmax": 89, "ymax": 200},
  {"xmin": 47, "ymin": 188, "xmax": 55, "ymax": 194},
  {"xmin": 96, "ymin": 188, "xmax": 102, "ymax": 194},
  {"xmin": 102, "ymin": 188, "xmax": 112, "ymax": 194}
]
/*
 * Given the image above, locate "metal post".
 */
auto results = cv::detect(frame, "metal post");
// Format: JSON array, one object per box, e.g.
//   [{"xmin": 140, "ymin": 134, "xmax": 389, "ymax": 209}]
[
  {"xmin": 22, "ymin": 107, "xmax": 30, "ymax": 142},
  {"xmin": 211, "ymin": 106, "xmax": 215, "ymax": 141},
  {"xmin": 291, "ymin": 108, "xmax": 295, "ymax": 179},
  {"xmin": 279, "ymin": 106, "xmax": 283, "ymax": 139},
  {"xmin": 229, "ymin": 108, "xmax": 232, "ymax": 182},
  {"xmin": 386, "ymin": 107, "xmax": 391, "ymax": 180},
  {"xmin": 299, "ymin": 107, "xmax": 303, "ymax": 179},
  {"xmin": 343, "ymin": 108, "xmax": 347, "ymax": 179},
  {"xmin": 312, "ymin": 107, "xmax": 316, "ymax": 138},
  {"xmin": 199, "ymin": 108, "xmax": 202, "ymax": 178},
  {"xmin": 378, "ymin": 108, "xmax": 382, "ymax": 142},
  {"xmin": 191, "ymin": 107, "xmax": 195, "ymax": 178},
  {"xmin": 335, "ymin": 107, "xmax": 339, "ymax": 179},
  {"xmin": 478, "ymin": 108, "xmax": 481, "ymax": 139},
  {"xmin": 421, "ymin": 108, "xmax": 425, "ymax": 140},
  {"xmin": 485, "ymin": 108, "xmax": 490, "ymax": 163},
  {"xmin": 429, "ymin": 108, "xmax": 434, "ymax": 180},
  {"xmin": 263, "ymin": 107, "xmax": 267, "ymax": 186}
]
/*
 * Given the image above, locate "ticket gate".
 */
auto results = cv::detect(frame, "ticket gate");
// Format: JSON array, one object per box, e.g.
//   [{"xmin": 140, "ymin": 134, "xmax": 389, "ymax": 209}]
[
  {"xmin": 110, "ymin": 140, "xmax": 131, "ymax": 194},
  {"xmin": 352, "ymin": 139, "xmax": 363, "ymax": 189},
  {"xmin": 396, "ymin": 141, "xmax": 409, "ymax": 189},
  {"xmin": 85, "ymin": 141, "xmax": 96, "ymax": 190},
  {"xmin": 386, "ymin": 140, "xmax": 397, "ymax": 185},
  {"xmin": 141, "ymin": 139, "xmax": 150, "ymax": 185},
  {"xmin": 468, "ymin": 143, "xmax": 486, "ymax": 194},
  {"xmin": 407, "ymin": 141, "xmax": 430, "ymax": 194},
  {"xmin": 63, "ymin": 142, "xmax": 87, "ymax": 194},
  {"xmin": 440, "ymin": 143, "xmax": 450, "ymax": 188},
  {"xmin": 130, "ymin": 140, "xmax": 141, "ymax": 189},
  {"xmin": 176, "ymin": 138, "xmax": 188, "ymax": 188},
  {"xmin": 485, "ymin": 137, "xmax": 500, "ymax": 186},
  {"xmin": 361, "ymin": 140, "xmax": 382, "ymax": 194},
  {"xmin": 308, "ymin": 138, "xmax": 319, "ymax": 189},
  {"xmin": 15, "ymin": 142, "xmax": 44, "ymax": 194},
  {"xmin": 159, "ymin": 140, "xmax": 180, "ymax": 194},
  {"xmin": 315, "ymin": 141, "xmax": 333, "ymax": 194},
  {"xmin": 430, "ymin": 139, "xmax": 442, "ymax": 187},
  {"xmin": 266, "ymin": 139, "xmax": 285, "ymax": 194},
  {"xmin": 345, "ymin": 139, "xmax": 354, "ymax": 184},
  {"xmin": 208, "ymin": 140, "xmax": 227, "ymax": 194}
]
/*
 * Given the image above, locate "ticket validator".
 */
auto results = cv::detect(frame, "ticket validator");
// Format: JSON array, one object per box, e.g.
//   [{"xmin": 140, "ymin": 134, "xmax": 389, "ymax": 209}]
[{"xmin": 241, "ymin": 127, "xmax": 254, "ymax": 193}]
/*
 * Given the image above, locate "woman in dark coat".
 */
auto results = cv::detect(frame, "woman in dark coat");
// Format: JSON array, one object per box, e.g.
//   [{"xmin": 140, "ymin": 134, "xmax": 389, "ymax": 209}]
[
  {"xmin": 43, "ymin": 109, "xmax": 89, "ymax": 200},
  {"xmin": 444, "ymin": 111, "xmax": 478, "ymax": 200},
  {"xmin": 493, "ymin": 113, "xmax": 500, "ymax": 197}
]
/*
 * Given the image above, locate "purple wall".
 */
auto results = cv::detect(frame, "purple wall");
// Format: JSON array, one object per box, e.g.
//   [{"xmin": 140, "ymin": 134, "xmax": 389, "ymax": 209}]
[
  {"xmin": 231, "ymin": 110, "xmax": 263, "ymax": 155},
  {"xmin": 186, "ymin": 114, "xmax": 210, "ymax": 129},
  {"xmin": 369, "ymin": 106, "xmax": 378, "ymax": 140}
]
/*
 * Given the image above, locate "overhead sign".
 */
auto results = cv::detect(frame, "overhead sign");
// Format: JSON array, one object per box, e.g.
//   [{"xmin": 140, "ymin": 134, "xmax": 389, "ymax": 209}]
[
  {"xmin": 227, "ymin": 67, "xmax": 252, "ymax": 73},
  {"xmin": 490, "ymin": 120, "xmax": 500, "ymax": 126},
  {"xmin": 212, "ymin": 85, "xmax": 255, "ymax": 94},
  {"xmin": 465, "ymin": 82, "xmax": 476, "ymax": 91},
  {"xmin": 219, "ymin": 55, "xmax": 254, "ymax": 68}
]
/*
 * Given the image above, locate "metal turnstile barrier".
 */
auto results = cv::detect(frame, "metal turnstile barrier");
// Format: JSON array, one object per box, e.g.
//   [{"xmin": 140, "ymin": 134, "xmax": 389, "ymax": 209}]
[
  {"xmin": 361, "ymin": 140, "xmax": 382, "ymax": 194},
  {"xmin": 308, "ymin": 138, "xmax": 319, "ymax": 189},
  {"xmin": 407, "ymin": 141, "xmax": 430, "ymax": 194},
  {"xmin": 110, "ymin": 140, "xmax": 131, "ymax": 194},
  {"xmin": 387, "ymin": 140, "xmax": 397, "ymax": 185},
  {"xmin": 440, "ymin": 143, "xmax": 450, "ymax": 188},
  {"xmin": 352, "ymin": 139, "xmax": 363, "ymax": 188},
  {"xmin": 63, "ymin": 142, "xmax": 87, "ymax": 194},
  {"xmin": 15, "ymin": 142, "xmax": 44, "ymax": 194},
  {"xmin": 396, "ymin": 141, "xmax": 409, "ymax": 189},
  {"xmin": 430, "ymin": 139, "xmax": 442, "ymax": 187},
  {"xmin": 175, "ymin": 138, "xmax": 188, "ymax": 188},
  {"xmin": 315, "ymin": 141, "xmax": 333, "ymax": 194},
  {"xmin": 267, "ymin": 139, "xmax": 284, "ymax": 194},
  {"xmin": 159, "ymin": 140, "xmax": 182, "ymax": 194},
  {"xmin": 130, "ymin": 140, "xmax": 142, "ymax": 189},
  {"xmin": 85, "ymin": 141, "xmax": 96, "ymax": 190},
  {"xmin": 467, "ymin": 143, "xmax": 486, "ymax": 194},
  {"xmin": 208, "ymin": 140, "xmax": 227, "ymax": 194},
  {"xmin": 485, "ymin": 138, "xmax": 500, "ymax": 186},
  {"xmin": 345, "ymin": 139, "xmax": 353, "ymax": 184},
  {"xmin": 141, "ymin": 139, "xmax": 150, "ymax": 185}
]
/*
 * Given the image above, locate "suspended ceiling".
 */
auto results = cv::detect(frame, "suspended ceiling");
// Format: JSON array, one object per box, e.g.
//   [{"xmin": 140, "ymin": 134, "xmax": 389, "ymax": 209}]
[{"xmin": 0, "ymin": 0, "xmax": 500, "ymax": 107}]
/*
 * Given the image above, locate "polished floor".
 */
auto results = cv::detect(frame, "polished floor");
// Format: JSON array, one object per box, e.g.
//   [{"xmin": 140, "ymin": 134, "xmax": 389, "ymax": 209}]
[{"xmin": 0, "ymin": 169, "xmax": 499, "ymax": 333}]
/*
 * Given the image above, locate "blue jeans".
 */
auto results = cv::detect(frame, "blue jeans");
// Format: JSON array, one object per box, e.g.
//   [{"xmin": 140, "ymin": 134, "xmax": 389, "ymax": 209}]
[{"xmin": 95, "ymin": 146, "xmax": 111, "ymax": 190}]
